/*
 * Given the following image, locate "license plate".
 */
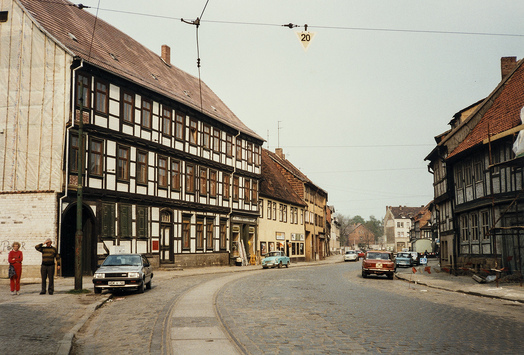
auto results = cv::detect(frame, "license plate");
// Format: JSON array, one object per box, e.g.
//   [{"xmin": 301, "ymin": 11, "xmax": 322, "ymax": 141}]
[
  {"xmin": 376, "ymin": 263, "xmax": 382, "ymax": 268},
  {"xmin": 108, "ymin": 281, "xmax": 125, "ymax": 286}
]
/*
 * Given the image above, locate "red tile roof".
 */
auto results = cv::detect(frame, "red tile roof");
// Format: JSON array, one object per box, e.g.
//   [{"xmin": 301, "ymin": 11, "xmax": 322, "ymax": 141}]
[
  {"xmin": 260, "ymin": 149, "xmax": 306, "ymax": 206},
  {"xmin": 447, "ymin": 59, "xmax": 524, "ymax": 159},
  {"xmin": 18, "ymin": 0, "xmax": 262, "ymax": 140}
]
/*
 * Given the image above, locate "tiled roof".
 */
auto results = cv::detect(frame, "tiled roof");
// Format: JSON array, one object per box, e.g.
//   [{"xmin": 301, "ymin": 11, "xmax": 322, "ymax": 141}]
[
  {"xmin": 447, "ymin": 59, "xmax": 524, "ymax": 159},
  {"xmin": 18, "ymin": 0, "xmax": 262, "ymax": 140},
  {"xmin": 388, "ymin": 206, "xmax": 421, "ymax": 219},
  {"xmin": 266, "ymin": 150, "xmax": 328, "ymax": 196},
  {"xmin": 260, "ymin": 149, "xmax": 306, "ymax": 206}
]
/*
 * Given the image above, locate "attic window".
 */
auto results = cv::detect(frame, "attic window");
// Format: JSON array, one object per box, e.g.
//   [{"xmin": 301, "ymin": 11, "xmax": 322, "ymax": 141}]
[
  {"xmin": 151, "ymin": 74, "xmax": 158, "ymax": 80},
  {"xmin": 109, "ymin": 53, "xmax": 118, "ymax": 61},
  {"xmin": 211, "ymin": 106, "xmax": 217, "ymax": 112},
  {"xmin": 183, "ymin": 90, "xmax": 191, "ymax": 97},
  {"xmin": 0, "ymin": 11, "xmax": 9, "ymax": 23},
  {"xmin": 68, "ymin": 33, "xmax": 78, "ymax": 42}
]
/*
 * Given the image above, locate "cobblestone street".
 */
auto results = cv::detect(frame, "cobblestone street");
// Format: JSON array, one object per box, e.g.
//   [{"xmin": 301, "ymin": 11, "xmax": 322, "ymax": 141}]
[
  {"xmin": 217, "ymin": 262, "xmax": 524, "ymax": 354},
  {"xmin": 2, "ymin": 257, "xmax": 523, "ymax": 354}
]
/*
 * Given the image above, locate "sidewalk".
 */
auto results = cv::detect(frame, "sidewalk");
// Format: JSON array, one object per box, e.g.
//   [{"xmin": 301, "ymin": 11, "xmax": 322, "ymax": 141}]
[{"xmin": 395, "ymin": 259, "xmax": 524, "ymax": 303}]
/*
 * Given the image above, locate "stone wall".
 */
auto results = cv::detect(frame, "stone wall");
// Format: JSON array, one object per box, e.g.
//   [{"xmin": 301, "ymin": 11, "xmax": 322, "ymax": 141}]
[{"xmin": 0, "ymin": 192, "xmax": 58, "ymax": 278}]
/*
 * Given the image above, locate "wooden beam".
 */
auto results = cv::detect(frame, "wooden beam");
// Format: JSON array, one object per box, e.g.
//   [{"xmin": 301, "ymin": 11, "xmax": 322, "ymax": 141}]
[{"xmin": 483, "ymin": 124, "xmax": 524, "ymax": 144}]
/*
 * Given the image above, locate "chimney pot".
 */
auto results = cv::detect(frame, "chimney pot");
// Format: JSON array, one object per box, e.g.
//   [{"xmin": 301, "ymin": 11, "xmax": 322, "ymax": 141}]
[
  {"xmin": 501, "ymin": 56, "xmax": 517, "ymax": 79},
  {"xmin": 161, "ymin": 45, "xmax": 171, "ymax": 66},
  {"xmin": 275, "ymin": 148, "xmax": 285, "ymax": 159}
]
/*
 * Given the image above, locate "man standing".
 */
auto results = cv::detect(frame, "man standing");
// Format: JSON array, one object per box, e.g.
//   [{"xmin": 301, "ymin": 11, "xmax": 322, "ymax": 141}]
[{"xmin": 35, "ymin": 238, "xmax": 60, "ymax": 295}]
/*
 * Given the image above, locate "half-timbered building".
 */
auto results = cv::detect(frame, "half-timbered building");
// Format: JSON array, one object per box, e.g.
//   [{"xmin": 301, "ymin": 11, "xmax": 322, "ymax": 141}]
[
  {"xmin": 427, "ymin": 57, "xmax": 524, "ymax": 275},
  {"xmin": 0, "ymin": 0, "xmax": 262, "ymax": 277}
]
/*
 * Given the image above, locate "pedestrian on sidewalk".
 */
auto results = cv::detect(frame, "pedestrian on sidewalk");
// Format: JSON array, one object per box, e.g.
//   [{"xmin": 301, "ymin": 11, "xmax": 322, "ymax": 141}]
[
  {"xmin": 8, "ymin": 241, "xmax": 23, "ymax": 295},
  {"xmin": 35, "ymin": 238, "xmax": 60, "ymax": 295}
]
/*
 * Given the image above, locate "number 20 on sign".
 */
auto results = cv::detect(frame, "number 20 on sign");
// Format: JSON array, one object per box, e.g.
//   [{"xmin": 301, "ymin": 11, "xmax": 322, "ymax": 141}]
[{"xmin": 296, "ymin": 31, "xmax": 316, "ymax": 52}]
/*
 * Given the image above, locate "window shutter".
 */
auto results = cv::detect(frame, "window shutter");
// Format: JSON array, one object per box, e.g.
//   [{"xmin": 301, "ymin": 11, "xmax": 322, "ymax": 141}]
[
  {"xmin": 101, "ymin": 203, "xmax": 115, "ymax": 238},
  {"xmin": 137, "ymin": 206, "xmax": 148, "ymax": 238}
]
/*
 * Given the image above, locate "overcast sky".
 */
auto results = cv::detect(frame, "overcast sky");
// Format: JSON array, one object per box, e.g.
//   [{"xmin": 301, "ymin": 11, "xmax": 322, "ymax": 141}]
[{"xmin": 82, "ymin": 0, "xmax": 524, "ymax": 220}]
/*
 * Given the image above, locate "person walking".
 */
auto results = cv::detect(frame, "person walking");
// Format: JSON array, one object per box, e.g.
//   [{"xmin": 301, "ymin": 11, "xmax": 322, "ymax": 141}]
[
  {"xmin": 8, "ymin": 242, "xmax": 23, "ymax": 295},
  {"xmin": 35, "ymin": 238, "xmax": 60, "ymax": 295}
]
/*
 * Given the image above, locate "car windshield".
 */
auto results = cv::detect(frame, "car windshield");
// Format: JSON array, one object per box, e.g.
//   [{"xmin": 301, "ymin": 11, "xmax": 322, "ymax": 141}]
[
  {"xmin": 267, "ymin": 252, "xmax": 281, "ymax": 257},
  {"xmin": 102, "ymin": 255, "xmax": 141, "ymax": 266},
  {"xmin": 398, "ymin": 253, "xmax": 410, "ymax": 258},
  {"xmin": 367, "ymin": 253, "xmax": 390, "ymax": 260}
]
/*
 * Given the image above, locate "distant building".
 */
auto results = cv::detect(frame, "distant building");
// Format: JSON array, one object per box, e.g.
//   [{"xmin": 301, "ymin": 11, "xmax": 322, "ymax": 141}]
[
  {"xmin": 259, "ymin": 149, "xmax": 307, "ymax": 262},
  {"xmin": 347, "ymin": 224, "xmax": 375, "ymax": 250},
  {"xmin": 383, "ymin": 206, "xmax": 421, "ymax": 252},
  {"xmin": 327, "ymin": 207, "xmax": 341, "ymax": 254},
  {"xmin": 266, "ymin": 148, "xmax": 328, "ymax": 261}
]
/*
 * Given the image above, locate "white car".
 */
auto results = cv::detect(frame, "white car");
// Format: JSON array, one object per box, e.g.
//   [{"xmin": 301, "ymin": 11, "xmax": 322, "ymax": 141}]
[
  {"xmin": 93, "ymin": 254, "xmax": 153, "ymax": 294},
  {"xmin": 344, "ymin": 250, "xmax": 359, "ymax": 262}
]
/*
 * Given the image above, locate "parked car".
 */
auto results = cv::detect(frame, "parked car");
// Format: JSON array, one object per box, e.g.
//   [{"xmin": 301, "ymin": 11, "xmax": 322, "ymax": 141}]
[
  {"xmin": 395, "ymin": 252, "xmax": 413, "ymax": 268},
  {"xmin": 356, "ymin": 250, "xmax": 365, "ymax": 258},
  {"xmin": 362, "ymin": 251, "xmax": 396, "ymax": 279},
  {"xmin": 344, "ymin": 250, "xmax": 359, "ymax": 262},
  {"xmin": 93, "ymin": 253, "xmax": 153, "ymax": 294},
  {"xmin": 262, "ymin": 250, "xmax": 290, "ymax": 269}
]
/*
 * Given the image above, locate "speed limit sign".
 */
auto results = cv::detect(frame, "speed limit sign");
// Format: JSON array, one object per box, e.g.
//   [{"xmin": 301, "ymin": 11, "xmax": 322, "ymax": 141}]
[{"xmin": 296, "ymin": 31, "xmax": 316, "ymax": 51}]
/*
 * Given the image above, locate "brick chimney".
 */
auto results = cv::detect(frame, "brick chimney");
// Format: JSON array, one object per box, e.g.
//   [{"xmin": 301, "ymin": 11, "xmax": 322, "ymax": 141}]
[
  {"xmin": 501, "ymin": 56, "xmax": 517, "ymax": 79},
  {"xmin": 275, "ymin": 148, "xmax": 285, "ymax": 159},
  {"xmin": 161, "ymin": 45, "xmax": 171, "ymax": 66}
]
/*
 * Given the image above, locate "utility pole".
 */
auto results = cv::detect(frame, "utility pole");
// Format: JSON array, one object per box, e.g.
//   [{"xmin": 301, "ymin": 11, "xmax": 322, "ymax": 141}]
[
  {"xmin": 277, "ymin": 121, "xmax": 282, "ymax": 148},
  {"xmin": 75, "ymin": 81, "xmax": 84, "ymax": 290}
]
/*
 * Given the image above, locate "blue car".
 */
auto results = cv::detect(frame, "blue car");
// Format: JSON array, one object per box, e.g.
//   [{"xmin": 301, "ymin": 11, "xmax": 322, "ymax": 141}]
[
  {"xmin": 262, "ymin": 251, "xmax": 290, "ymax": 269},
  {"xmin": 395, "ymin": 252, "xmax": 413, "ymax": 268}
]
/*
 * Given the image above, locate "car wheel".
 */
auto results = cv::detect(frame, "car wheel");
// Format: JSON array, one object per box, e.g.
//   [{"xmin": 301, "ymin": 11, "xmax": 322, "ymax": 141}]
[
  {"xmin": 278, "ymin": 261, "xmax": 282, "ymax": 268},
  {"xmin": 263, "ymin": 266, "xmax": 268, "ymax": 269},
  {"xmin": 146, "ymin": 278, "xmax": 152, "ymax": 290},
  {"xmin": 94, "ymin": 286, "xmax": 101, "ymax": 294},
  {"xmin": 285, "ymin": 261, "xmax": 289, "ymax": 268},
  {"xmin": 387, "ymin": 273, "xmax": 394, "ymax": 280},
  {"xmin": 362, "ymin": 270, "xmax": 368, "ymax": 278},
  {"xmin": 137, "ymin": 281, "xmax": 145, "ymax": 293}
]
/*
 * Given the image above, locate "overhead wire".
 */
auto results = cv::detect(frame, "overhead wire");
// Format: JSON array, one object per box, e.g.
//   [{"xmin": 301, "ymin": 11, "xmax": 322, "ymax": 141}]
[
  {"xmin": 63, "ymin": 3, "xmax": 524, "ymax": 38},
  {"xmin": 181, "ymin": 0, "xmax": 211, "ymax": 112}
]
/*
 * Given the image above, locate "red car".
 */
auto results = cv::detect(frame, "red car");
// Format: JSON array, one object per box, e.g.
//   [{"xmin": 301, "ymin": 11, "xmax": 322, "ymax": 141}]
[
  {"xmin": 356, "ymin": 250, "xmax": 365, "ymax": 258},
  {"xmin": 361, "ymin": 251, "xmax": 396, "ymax": 280}
]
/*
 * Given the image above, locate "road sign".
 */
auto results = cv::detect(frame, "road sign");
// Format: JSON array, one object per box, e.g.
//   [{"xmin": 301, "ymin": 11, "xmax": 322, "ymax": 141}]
[{"xmin": 296, "ymin": 31, "xmax": 316, "ymax": 51}]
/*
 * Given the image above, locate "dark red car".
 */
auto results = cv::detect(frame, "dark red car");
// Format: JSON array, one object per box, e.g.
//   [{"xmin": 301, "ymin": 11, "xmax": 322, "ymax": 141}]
[{"xmin": 361, "ymin": 251, "xmax": 396, "ymax": 280}]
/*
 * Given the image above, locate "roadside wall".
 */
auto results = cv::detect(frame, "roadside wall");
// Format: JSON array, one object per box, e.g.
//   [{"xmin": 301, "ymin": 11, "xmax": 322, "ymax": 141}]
[{"xmin": 0, "ymin": 192, "xmax": 58, "ymax": 278}]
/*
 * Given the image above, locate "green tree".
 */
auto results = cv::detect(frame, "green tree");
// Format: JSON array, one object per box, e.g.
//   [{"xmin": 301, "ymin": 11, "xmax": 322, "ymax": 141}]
[{"xmin": 335, "ymin": 213, "xmax": 384, "ymax": 246}]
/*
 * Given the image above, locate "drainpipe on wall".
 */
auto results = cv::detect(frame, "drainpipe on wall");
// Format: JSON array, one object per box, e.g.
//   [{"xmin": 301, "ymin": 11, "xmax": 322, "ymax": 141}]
[
  {"xmin": 58, "ymin": 57, "xmax": 83, "ymax": 265},
  {"xmin": 227, "ymin": 131, "xmax": 241, "ymax": 259}
]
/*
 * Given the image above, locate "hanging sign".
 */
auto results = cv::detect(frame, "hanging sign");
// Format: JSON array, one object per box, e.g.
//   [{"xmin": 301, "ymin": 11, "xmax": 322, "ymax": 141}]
[{"xmin": 296, "ymin": 31, "xmax": 316, "ymax": 51}]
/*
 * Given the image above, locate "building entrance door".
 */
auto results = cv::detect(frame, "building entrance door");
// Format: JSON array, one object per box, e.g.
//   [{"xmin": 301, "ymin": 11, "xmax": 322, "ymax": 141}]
[
  {"xmin": 60, "ymin": 203, "xmax": 96, "ymax": 276},
  {"xmin": 160, "ymin": 211, "xmax": 174, "ymax": 263}
]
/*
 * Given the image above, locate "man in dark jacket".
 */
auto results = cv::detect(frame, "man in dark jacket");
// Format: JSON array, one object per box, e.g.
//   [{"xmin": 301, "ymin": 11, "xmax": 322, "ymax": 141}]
[{"xmin": 35, "ymin": 238, "xmax": 60, "ymax": 295}]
